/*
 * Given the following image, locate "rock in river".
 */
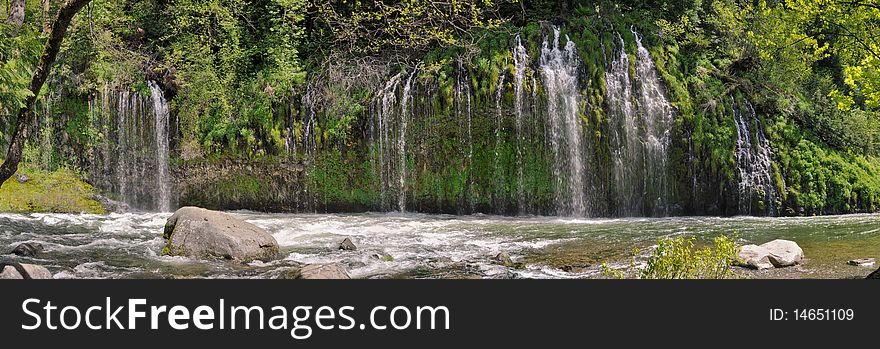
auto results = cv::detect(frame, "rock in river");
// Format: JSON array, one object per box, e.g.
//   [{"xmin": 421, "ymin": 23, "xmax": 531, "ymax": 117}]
[
  {"xmin": 761, "ymin": 239, "xmax": 804, "ymax": 267},
  {"xmin": 0, "ymin": 263, "xmax": 52, "ymax": 279},
  {"xmin": 11, "ymin": 243, "xmax": 43, "ymax": 257},
  {"xmin": 162, "ymin": 206, "xmax": 279, "ymax": 262},
  {"xmin": 848, "ymin": 258, "xmax": 875, "ymax": 267},
  {"xmin": 339, "ymin": 238, "xmax": 357, "ymax": 251},
  {"xmin": 737, "ymin": 245, "xmax": 774, "ymax": 270},
  {"xmin": 737, "ymin": 239, "xmax": 804, "ymax": 269},
  {"xmin": 296, "ymin": 263, "xmax": 351, "ymax": 279}
]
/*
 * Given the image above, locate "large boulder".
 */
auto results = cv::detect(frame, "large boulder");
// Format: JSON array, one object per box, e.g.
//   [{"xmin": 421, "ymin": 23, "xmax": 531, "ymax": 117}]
[
  {"xmin": 760, "ymin": 239, "xmax": 804, "ymax": 267},
  {"xmin": 162, "ymin": 207, "xmax": 279, "ymax": 262},
  {"xmin": 0, "ymin": 263, "xmax": 52, "ymax": 279},
  {"xmin": 295, "ymin": 263, "xmax": 351, "ymax": 279},
  {"xmin": 737, "ymin": 245, "xmax": 774, "ymax": 270}
]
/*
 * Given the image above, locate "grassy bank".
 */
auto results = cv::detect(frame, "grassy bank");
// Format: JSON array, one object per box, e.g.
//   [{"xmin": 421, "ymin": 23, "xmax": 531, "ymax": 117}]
[{"xmin": 0, "ymin": 164, "xmax": 107, "ymax": 214}]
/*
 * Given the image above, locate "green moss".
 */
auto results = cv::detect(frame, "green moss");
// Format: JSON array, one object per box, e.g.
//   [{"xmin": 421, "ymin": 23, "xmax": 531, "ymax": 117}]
[{"xmin": 0, "ymin": 165, "xmax": 107, "ymax": 214}]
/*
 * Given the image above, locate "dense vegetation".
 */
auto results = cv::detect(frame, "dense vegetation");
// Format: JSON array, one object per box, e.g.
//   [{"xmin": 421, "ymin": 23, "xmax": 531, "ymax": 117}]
[{"xmin": 2, "ymin": 0, "xmax": 880, "ymax": 216}]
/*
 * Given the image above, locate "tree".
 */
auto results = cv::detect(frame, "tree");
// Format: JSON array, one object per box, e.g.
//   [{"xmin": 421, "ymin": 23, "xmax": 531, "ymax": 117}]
[
  {"xmin": 315, "ymin": 0, "xmax": 513, "ymax": 56},
  {"xmin": 0, "ymin": 0, "xmax": 92, "ymax": 188}
]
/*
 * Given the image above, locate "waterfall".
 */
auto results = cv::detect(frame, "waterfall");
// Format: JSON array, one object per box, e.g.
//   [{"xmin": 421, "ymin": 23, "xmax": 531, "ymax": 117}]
[
  {"xmin": 733, "ymin": 97, "xmax": 778, "ymax": 215},
  {"xmin": 513, "ymin": 34, "xmax": 529, "ymax": 214},
  {"xmin": 399, "ymin": 72, "xmax": 415, "ymax": 212},
  {"xmin": 373, "ymin": 71, "xmax": 412, "ymax": 212},
  {"xmin": 494, "ymin": 67, "xmax": 507, "ymax": 210},
  {"xmin": 85, "ymin": 82, "xmax": 173, "ymax": 212},
  {"xmin": 148, "ymin": 81, "xmax": 172, "ymax": 212},
  {"xmin": 540, "ymin": 26, "xmax": 587, "ymax": 217},
  {"xmin": 632, "ymin": 28, "xmax": 674, "ymax": 216},
  {"xmin": 606, "ymin": 32, "xmax": 642, "ymax": 217},
  {"xmin": 606, "ymin": 30, "xmax": 674, "ymax": 217}
]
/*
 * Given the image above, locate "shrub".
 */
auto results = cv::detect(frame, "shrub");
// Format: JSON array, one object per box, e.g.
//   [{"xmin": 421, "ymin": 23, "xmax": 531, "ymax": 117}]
[{"xmin": 601, "ymin": 235, "xmax": 741, "ymax": 279}]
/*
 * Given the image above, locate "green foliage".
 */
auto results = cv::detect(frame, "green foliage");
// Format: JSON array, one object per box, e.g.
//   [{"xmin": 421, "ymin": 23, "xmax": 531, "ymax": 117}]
[
  {"xmin": 0, "ymin": 164, "xmax": 107, "ymax": 214},
  {"xmin": 164, "ymin": 0, "xmax": 307, "ymax": 156},
  {"xmin": 601, "ymin": 235, "xmax": 741, "ymax": 279}
]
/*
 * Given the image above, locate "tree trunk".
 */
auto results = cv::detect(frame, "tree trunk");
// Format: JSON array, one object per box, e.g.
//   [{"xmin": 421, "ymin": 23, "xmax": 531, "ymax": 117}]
[
  {"xmin": 42, "ymin": 0, "xmax": 51, "ymax": 33},
  {"xmin": 5, "ymin": 0, "xmax": 25, "ymax": 34},
  {"xmin": 0, "ymin": 0, "xmax": 92, "ymax": 188}
]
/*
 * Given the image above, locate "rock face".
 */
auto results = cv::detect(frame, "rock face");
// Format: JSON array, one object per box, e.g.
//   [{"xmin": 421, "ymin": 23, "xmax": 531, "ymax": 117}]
[
  {"xmin": 761, "ymin": 239, "xmax": 804, "ymax": 267},
  {"xmin": 162, "ymin": 206, "xmax": 279, "ymax": 262},
  {"xmin": 339, "ymin": 238, "xmax": 357, "ymax": 251},
  {"xmin": 11, "ymin": 243, "xmax": 43, "ymax": 257},
  {"xmin": 738, "ymin": 240, "xmax": 804, "ymax": 269},
  {"xmin": 0, "ymin": 263, "xmax": 52, "ymax": 279},
  {"xmin": 296, "ymin": 263, "xmax": 351, "ymax": 279},
  {"xmin": 738, "ymin": 245, "xmax": 774, "ymax": 270}
]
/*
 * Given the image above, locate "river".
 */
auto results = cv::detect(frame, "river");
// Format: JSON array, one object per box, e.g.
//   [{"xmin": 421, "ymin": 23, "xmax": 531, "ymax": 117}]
[{"xmin": 2, "ymin": 212, "xmax": 878, "ymax": 279}]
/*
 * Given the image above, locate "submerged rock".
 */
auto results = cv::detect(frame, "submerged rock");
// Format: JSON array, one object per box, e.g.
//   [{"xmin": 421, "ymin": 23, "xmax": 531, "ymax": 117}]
[
  {"xmin": 296, "ymin": 263, "xmax": 351, "ymax": 279},
  {"xmin": 373, "ymin": 252, "xmax": 393, "ymax": 262},
  {"xmin": 162, "ymin": 206, "xmax": 279, "ymax": 262},
  {"xmin": 848, "ymin": 258, "xmax": 875, "ymax": 267},
  {"xmin": 737, "ymin": 245, "xmax": 774, "ymax": 270},
  {"xmin": 11, "ymin": 243, "xmax": 43, "ymax": 257},
  {"xmin": 0, "ymin": 263, "xmax": 52, "ymax": 279},
  {"xmin": 338, "ymin": 238, "xmax": 357, "ymax": 251},
  {"xmin": 492, "ymin": 251, "xmax": 513, "ymax": 267},
  {"xmin": 761, "ymin": 239, "xmax": 804, "ymax": 267},
  {"xmin": 93, "ymin": 194, "xmax": 132, "ymax": 213}
]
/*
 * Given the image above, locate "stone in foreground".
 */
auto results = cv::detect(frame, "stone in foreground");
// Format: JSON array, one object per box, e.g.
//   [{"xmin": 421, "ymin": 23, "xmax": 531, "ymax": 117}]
[
  {"xmin": 296, "ymin": 263, "xmax": 350, "ymax": 279},
  {"xmin": 737, "ymin": 245, "xmax": 774, "ymax": 270},
  {"xmin": 848, "ymin": 258, "xmax": 875, "ymax": 267},
  {"xmin": 162, "ymin": 206, "xmax": 279, "ymax": 262},
  {"xmin": 338, "ymin": 238, "xmax": 357, "ymax": 251},
  {"xmin": 0, "ymin": 263, "xmax": 52, "ymax": 279},
  {"xmin": 760, "ymin": 239, "xmax": 804, "ymax": 267}
]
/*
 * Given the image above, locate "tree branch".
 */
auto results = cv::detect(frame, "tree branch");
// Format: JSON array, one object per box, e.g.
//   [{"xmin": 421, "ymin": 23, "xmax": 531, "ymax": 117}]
[{"xmin": 0, "ymin": 0, "xmax": 92, "ymax": 188}]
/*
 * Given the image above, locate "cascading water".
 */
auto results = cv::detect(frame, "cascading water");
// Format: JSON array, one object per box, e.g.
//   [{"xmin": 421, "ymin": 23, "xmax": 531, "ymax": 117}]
[
  {"xmin": 513, "ymin": 34, "xmax": 529, "ymax": 214},
  {"xmin": 398, "ymin": 72, "xmax": 415, "ymax": 212},
  {"xmin": 373, "ymin": 71, "xmax": 413, "ymax": 212},
  {"xmin": 148, "ymin": 81, "xmax": 172, "ymax": 212},
  {"xmin": 632, "ymin": 28, "xmax": 674, "ymax": 216},
  {"xmin": 606, "ymin": 32, "xmax": 641, "ymax": 216},
  {"xmin": 733, "ymin": 97, "xmax": 778, "ymax": 215},
  {"xmin": 86, "ymin": 82, "xmax": 173, "ymax": 212},
  {"xmin": 606, "ymin": 30, "xmax": 674, "ymax": 217},
  {"xmin": 540, "ymin": 27, "xmax": 588, "ymax": 217},
  {"xmin": 494, "ymin": 68, "xmax": 507, "ymax": 210}
]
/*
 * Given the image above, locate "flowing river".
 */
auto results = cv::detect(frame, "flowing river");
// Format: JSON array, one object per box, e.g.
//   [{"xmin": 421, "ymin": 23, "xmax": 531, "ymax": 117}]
[{"xmin": 2, "ymin": 212, "xmax": 879, "ymax": 279}]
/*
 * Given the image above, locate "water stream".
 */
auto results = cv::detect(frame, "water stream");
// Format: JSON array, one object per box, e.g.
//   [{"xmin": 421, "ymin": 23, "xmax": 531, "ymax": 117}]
[{"xmin": 2, "ymin": 212, "xmax": 877, "ymax": 279}]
